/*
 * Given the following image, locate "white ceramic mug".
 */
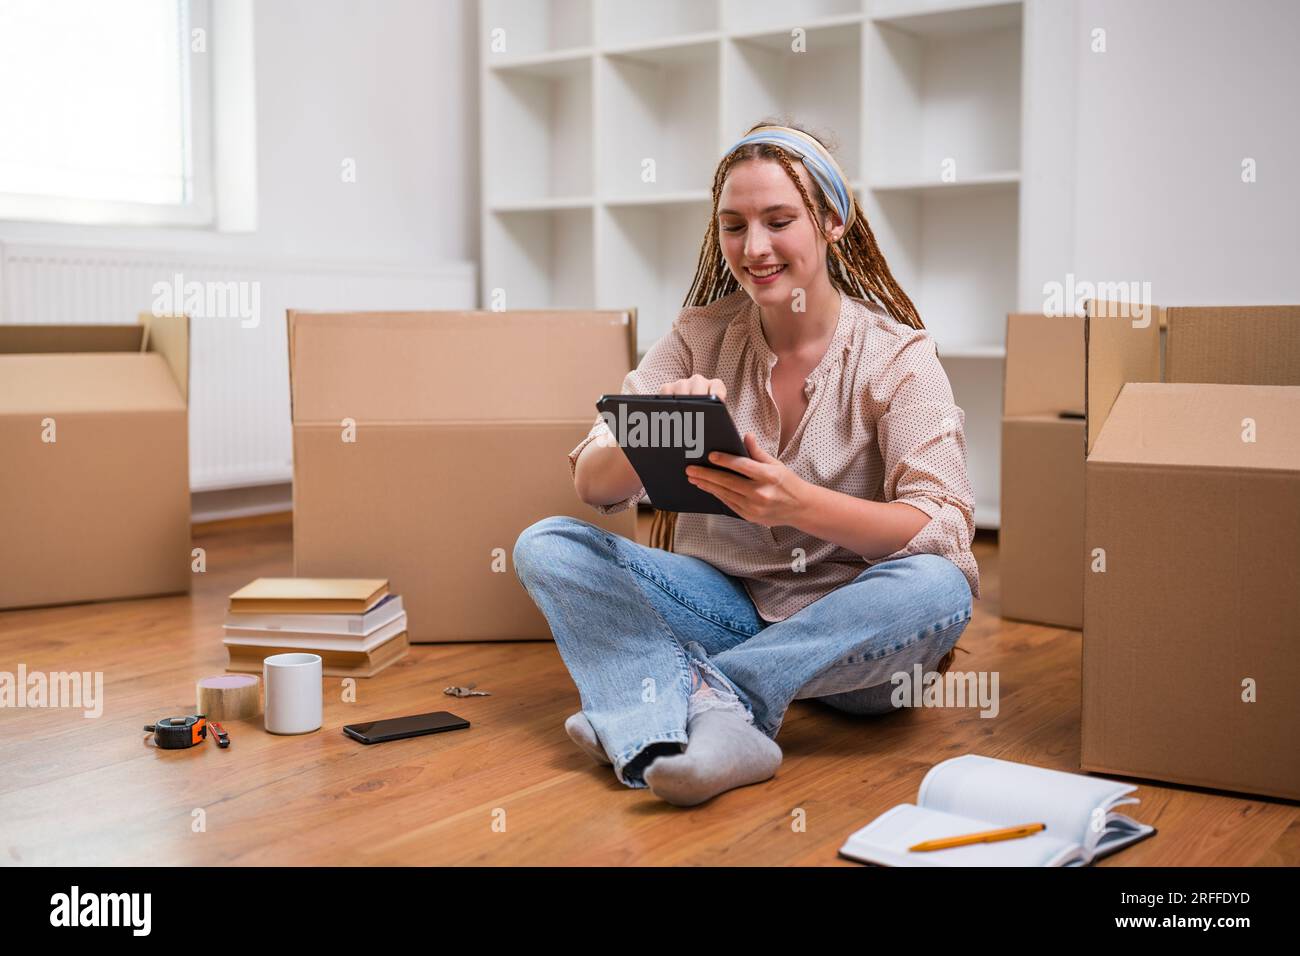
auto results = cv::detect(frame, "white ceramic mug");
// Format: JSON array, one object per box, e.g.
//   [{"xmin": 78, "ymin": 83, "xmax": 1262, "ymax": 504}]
[{"xmin": 263, "ymin": 653, "xmax": 323, "ymax": 734}]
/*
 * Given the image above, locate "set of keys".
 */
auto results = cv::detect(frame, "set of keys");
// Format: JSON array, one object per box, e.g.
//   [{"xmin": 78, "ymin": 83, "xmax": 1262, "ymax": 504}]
[{"xmin": 442, "ymin": 682, "xmax": 491, "ymax": 698}]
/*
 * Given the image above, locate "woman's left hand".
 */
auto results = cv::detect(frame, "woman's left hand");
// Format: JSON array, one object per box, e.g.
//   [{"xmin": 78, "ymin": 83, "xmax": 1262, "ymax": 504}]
[{"xmin": 685, "ymin": 433, "xmax": 810, "ymax": 528}]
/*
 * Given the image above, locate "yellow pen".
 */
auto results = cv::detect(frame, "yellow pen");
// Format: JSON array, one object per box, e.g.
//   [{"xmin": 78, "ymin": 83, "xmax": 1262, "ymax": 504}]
[{"xmin": 909, "ymin": 822, "xmax": 1046, "ymax": 852}]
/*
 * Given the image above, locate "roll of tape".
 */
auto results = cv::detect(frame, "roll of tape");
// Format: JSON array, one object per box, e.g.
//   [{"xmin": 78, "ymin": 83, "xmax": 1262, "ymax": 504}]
[{"xmin": 197, "ymin": 674, "xmax": 261, "ymax": 721}]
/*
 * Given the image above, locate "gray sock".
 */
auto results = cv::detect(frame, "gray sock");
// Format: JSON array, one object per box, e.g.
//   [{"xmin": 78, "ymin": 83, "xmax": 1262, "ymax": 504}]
[
  {"xmin": 564, "ymin": 711, "xmax": 612, "ymax": 766},
  {"xmin": 643, "ymin": 708, "xmax": 782, "ymax": 807}
]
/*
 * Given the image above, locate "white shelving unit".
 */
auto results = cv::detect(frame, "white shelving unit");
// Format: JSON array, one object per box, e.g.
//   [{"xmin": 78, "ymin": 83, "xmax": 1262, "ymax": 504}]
[{"xmin": 479, "ymin": 0, "xmax": 1028, "ymax": 528}]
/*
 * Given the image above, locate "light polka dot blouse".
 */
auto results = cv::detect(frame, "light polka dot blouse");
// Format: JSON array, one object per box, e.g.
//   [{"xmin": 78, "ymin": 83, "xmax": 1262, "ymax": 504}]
[{"xmin": 567, "ymin": 288, "xmax": 980, "ymax": 623}]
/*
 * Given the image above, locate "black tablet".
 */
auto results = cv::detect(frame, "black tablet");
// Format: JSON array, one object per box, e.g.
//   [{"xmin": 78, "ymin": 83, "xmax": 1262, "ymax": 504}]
[{"xmin": 595, "ymin": 394, "xmax": 750, "ymax": 518}]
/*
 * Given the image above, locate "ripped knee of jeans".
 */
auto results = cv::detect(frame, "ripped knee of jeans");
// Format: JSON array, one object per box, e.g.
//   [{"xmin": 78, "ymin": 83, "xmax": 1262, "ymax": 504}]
[
  {"xmin": 687, "ymin": 682, "xmax": 754, "ymax": 723},
  {"xmin": 684, "ymin": 653, "xmax": 753, "ymax": 724}
]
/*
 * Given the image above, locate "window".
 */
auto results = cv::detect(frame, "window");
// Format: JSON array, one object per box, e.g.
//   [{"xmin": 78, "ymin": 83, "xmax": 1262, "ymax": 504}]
[{"xmin": 0, "ymin": 0, "xmax": 212, "ymax": 226}]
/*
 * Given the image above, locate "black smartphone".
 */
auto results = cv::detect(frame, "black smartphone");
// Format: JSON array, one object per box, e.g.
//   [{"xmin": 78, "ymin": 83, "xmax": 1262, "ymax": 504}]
[{"xmin": 342, "ymin": 711, "xmax": 469, "ymax": 744}]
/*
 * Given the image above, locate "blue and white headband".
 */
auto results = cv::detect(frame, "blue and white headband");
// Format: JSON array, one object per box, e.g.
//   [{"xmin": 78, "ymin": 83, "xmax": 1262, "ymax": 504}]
[{"xmin": 722, "ymin": 125, "xmax": 857, "ymax": 234}]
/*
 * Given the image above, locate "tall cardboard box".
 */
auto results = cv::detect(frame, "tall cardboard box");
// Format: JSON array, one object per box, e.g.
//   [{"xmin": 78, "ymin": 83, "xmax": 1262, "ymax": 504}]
[
  {"xmin": 1082, "ymin": 302, "xmax": 1300, "ymax": 800},
  {"xmin": 288, "ymin": 309, "xmax": 639, "ymax": 643},
  {"xmin": 1000, "ymin": 312, "xmax": 1086, "ymax": 628},
  {"xmin": 0, "ymin": 315, "xmax": 191, "ymax": 609}
]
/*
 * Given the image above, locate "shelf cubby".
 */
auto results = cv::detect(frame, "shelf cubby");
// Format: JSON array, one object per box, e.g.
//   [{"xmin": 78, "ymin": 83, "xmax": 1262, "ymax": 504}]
[
  {"xmin": 865, "ymin": 6, "xmax": 1021, "ymax": 184},
  {"xmin": 936, "ymin": 351, "xmax": 1004, "ymax": 530},
  {"xmin": 598, "ymin": 40, "xmax": 721, "ymax": 198},
  {"xmin": 484, "ymin": 55, "xmax": 594, "ymax": 206},
  {"xmin": 861, "ymin": 185, "xmax": 1019, "ymax": 350},
  {"xmin": 483, "ymin": 206, "xmax": 595, "ymax": 309}
]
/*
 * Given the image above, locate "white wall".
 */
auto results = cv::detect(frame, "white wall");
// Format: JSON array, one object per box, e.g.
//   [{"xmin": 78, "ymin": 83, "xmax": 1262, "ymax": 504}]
[
  {"xmin": 0, "ymin": 0, "xmax": 479, "ymax": 269},
  {"xmin": 1022, "ymin": 0, "xmax": 1300, "ymax": 309}
]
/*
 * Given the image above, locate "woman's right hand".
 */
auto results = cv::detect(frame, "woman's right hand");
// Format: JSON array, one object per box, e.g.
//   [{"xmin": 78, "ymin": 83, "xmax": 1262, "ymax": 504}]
[
  {"xmin": 575, "ymin": 374, "xmax": 726, "ymax": 508},
  {"xmin": 658, "ymin": 374, "xmax": 726, "ymax": 401}
]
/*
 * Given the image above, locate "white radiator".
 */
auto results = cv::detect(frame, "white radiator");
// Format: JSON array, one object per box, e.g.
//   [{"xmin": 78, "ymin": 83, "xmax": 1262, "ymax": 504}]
[{"xmin": 0, "ymin": 241, "xmax": 475, "ymax": 491}]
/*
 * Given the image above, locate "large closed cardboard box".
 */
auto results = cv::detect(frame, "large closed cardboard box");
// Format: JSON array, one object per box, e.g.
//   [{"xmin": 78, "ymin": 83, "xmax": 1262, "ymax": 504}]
[
  {"xmin": 0, "ymin": 315, "xmax": 191, "ymax": 609},
  {"xmin": 288, "ymin": 309, "xmax": 639, "ymax": 642},
  {"xmin": 1082, "ymin": 302, "xmax": 1300, "ymax": 800},
  {"xmin": 1000, "ymin": 312, "xmax": 1086, "ymax": 629}
]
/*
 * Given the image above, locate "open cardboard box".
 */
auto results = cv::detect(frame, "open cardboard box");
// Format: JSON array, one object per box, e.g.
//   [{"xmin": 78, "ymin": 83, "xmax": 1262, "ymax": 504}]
[
  {"xmin": 0, "ymin": 315, "xmax": 191, "ymax": 609},
  {"xmin": 1082, "ymin": 301, "xmax": 1300, "ymax": 800},
  {"xmin": 1000, "ymin": 312, "xmax": 1087, "ymax": 629},
  {"xmin": 287, "ymin": 309, "xmax": 639, "ymax": 642}
]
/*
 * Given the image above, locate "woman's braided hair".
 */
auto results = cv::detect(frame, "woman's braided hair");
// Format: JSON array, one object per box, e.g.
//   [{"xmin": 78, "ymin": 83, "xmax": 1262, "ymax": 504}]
[{"xmin": 683, "ymin": 120, "xmax": 923, "ymax": 331}]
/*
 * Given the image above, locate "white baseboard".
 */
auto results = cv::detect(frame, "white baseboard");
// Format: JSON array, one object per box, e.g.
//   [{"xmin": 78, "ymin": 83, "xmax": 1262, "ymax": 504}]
[{"xmin": 192, "ymin": 482, "xmax": 292, "ymax": 524}]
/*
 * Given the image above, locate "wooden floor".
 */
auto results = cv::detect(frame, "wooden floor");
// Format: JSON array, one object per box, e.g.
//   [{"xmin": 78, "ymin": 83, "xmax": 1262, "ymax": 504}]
[{"xmin": 1, "ymin": 511, "xmax": 1296, "ymax": 866}]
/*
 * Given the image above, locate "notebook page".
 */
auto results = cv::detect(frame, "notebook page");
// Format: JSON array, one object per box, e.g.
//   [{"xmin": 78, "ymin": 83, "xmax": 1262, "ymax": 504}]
[
  {"xmin": 917, "ymin": 755, "xmax": 1139, "ymax": 849},
  {"xmin": 840, "ymin": 804, "xmax": 1080, "ymax": 867}
]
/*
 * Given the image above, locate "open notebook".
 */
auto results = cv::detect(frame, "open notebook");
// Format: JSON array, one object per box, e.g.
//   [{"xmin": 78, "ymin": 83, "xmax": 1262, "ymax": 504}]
[{"xmin": 839, "ymin": 755, "xmax": 1156, "ymax": 867}]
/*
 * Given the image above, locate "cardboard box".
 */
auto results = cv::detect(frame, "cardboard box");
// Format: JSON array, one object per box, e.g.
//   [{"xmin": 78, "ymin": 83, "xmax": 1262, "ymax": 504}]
[
  {"xmin": 1082, "ymin": 302, "xmax": 1300, "ymax": 800},
  {"xmin": 1000, "ymin": 312, "xmax": 1086, "ymax": 629},
  {"xmin": 287, "ymin": 309, "xmax": 639, "ymax": 642},
  {"xmin": 0, "ymin": 315, "xmax": 191, "ymax": 609}
]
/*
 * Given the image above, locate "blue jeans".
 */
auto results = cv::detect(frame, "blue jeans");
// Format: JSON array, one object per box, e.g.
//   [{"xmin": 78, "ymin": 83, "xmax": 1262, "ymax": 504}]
[{"xmin": 513, "ymin": 515, "xmax": 973, "ymax": 789}]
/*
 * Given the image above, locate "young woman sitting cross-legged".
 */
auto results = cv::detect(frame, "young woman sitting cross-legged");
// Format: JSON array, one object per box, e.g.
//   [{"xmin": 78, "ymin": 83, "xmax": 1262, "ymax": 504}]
[{"xmin": 513, "ymin": 121, "xmax": 979, "ymax": 807}]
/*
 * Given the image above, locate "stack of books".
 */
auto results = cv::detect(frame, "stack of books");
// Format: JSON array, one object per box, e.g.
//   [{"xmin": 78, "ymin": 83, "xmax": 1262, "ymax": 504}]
[{"xmin": 223, "ymin": 578, "xmax": 409, "ymax": 678}]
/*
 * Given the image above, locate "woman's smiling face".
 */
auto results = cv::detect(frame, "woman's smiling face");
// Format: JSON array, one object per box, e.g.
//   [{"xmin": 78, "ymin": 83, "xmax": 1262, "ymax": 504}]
[{"xmin": 717, "ymin": 158, "xmax": 841, "ymax": 307}]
